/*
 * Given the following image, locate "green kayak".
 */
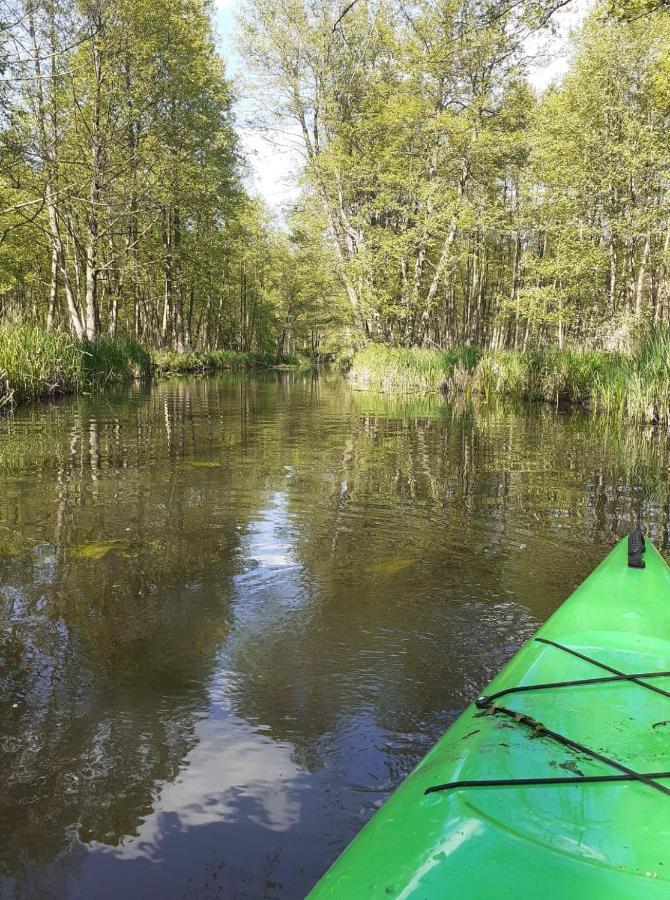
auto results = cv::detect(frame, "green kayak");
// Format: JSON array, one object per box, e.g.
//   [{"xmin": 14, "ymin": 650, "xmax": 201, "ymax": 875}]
[{"xmin": 309, "ymin": 533, "xmax": 670, "ymax": 899}]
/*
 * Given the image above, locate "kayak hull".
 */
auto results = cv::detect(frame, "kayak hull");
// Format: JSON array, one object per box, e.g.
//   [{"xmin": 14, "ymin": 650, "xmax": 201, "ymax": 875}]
[{"xmin": 308, "ymin": 537, "xmax": 670, "ymax": 899}]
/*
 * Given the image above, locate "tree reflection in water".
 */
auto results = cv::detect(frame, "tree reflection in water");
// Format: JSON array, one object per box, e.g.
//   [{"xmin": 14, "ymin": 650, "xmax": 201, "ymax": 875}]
[{"xmin": 1, "ymin": 374, "xmax": 670, "ymax": 897}]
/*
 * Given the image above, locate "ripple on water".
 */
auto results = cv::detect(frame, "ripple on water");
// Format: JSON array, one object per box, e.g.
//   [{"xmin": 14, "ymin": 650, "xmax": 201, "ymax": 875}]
[{"xmin": 1, "ymin": 375, "xmax": 669, "ymax": 897}]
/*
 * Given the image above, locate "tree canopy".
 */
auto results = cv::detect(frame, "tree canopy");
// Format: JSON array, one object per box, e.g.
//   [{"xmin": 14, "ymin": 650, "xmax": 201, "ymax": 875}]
[
  {"xmin": 240, "ymin": 0, "xmax": 670, "ymax": 351},
  {"xmin": 0, "ymin": 0, "xmax": 669, "ymax": 355}
]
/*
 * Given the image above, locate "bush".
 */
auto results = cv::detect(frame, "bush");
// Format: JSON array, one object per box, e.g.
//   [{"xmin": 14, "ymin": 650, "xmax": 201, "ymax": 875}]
[{"xmin": 150, "ymin": 349, "xmax": 278, "ymax": 375}]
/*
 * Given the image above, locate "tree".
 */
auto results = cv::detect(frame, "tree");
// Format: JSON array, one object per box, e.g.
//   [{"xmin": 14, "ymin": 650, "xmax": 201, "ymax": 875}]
[
  {"xmin": 239, "ymin": 0, "xmax": 670, "ymax": 351},
  {"xmin": 240, "ymin": 0, "xmax": 590, "ymax": 348},
  {"xmin": 0, "ymin": 0, "xmax": 286, "ymax": 354},
  {"xmin": 521, "ymin": 12, "xmax": 670, "ymax": 345}
]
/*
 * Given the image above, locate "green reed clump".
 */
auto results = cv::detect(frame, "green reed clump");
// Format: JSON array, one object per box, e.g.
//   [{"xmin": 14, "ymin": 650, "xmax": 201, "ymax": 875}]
[
  {"xmin": 82, "ymin": 336, "xmax": 151, "ymax": 385},
  {"xmin": 0, "ymin": 325, "xmax": 84, "ymax": 403},
  {"xmin": 349, "ymin": 337, "xmax": 670, "ymax": 427},
  {"xmin": 614, "ymin": 331, "xmax": 670, "ymax": 424},
  {"xmin": 207, "ymin": 349, "xmax": 278, "ymax": 369},
  {"xmin": 0, "ymin": 326, "xmax": 153, "ymax": 408},
  {"xmin": 349, "ymin": 344, "xmax": 481, "ymax": 392},
  {"xmin": 473, "ymin": 349, "xmax": 623, "ymax": 405},
  {"xmin": 150, "ymin": 349, "xmax": 283, "ymax": 376},
  {"xmin": 473, "ymin": 351, "xmax": 539, "ymax": 399}
]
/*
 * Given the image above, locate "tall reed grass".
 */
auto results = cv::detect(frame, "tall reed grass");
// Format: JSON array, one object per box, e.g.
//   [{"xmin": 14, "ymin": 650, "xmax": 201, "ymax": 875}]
[
  {"xmin": 0, "ymin": 326, "xmax": 150, "ymax": 407},
  {"xmin": 349, "ymin": 337, "xmax": 670, "ymax": 426},
  {"xmin": 83, "ymin": 336, "xmax": 151, "ymax": 385},
  {"xmin": 349, "ymin": 345, "xmax": 482, "ymax": 393},
  {"xmin": 0, "ymin": 326, "xmax": 296, "ymax": 410},
  {"xmin": 0, "ymin": 326, "xmax": 84, "ymax": 405}
]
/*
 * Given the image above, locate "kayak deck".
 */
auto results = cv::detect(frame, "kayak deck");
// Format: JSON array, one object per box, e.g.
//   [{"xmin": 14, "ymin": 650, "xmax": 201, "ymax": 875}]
[{"xmin": 309, "ymin": 536, "xmax": 670, "ymax": 898}]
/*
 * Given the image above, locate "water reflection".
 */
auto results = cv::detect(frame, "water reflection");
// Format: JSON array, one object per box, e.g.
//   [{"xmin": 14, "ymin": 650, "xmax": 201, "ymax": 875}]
[{"xmin": 1, "ymin": 375, "xmax": 670, "ymax": 897}]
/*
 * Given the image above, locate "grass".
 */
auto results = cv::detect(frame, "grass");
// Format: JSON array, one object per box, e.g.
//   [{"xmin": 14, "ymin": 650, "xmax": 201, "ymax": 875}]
[
  {"xmin": 150, "ymin": 349, "xmax": 296, "ymax": 376},
  {"xmin": 82, "ymin": 336, "xmax": 151, "ymax": 385},
  {"xmin": 0, "ymin": 327, "xmax": 302, "ymax": 410},
  {"xmin": 349, "ymin": 345, "xmax": 482, "ymax": 393},
  {"xmin": 348, "ymin": 336, "xmax": 670, "ymax": 427},
  {"xmin": 0, "ymin": 326, "xmax": 86, "ymax": 406},
  {"xmin": 0, "ymin": 326, "xmax": 151, "ymax": 408}
]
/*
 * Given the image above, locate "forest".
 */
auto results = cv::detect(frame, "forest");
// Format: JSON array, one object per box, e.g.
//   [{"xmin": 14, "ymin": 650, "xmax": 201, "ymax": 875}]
[
  {"xmin": 0, "ymin": 0, "xmax": 341, "ymax": 360},
  {"xmin": 0, "ymin": 0, "xmax": 669, "ymax": 396},
  {"xmin": 241, "ymin": 0, "xmax": 670, "ymax": 353}
]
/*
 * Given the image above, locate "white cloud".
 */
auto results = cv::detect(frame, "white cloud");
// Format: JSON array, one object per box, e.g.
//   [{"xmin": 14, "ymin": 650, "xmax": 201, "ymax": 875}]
[
  {"xmin": 98, "ymin": 715, "xmax": 303, "ymax": 863},
  {"xmin": 238, "ymin": 129, "xmax": 302, "ymax": 212}
]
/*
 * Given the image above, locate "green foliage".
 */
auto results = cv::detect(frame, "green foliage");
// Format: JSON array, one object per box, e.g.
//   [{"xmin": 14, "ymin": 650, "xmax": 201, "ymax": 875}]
[
  {"xmin": 349, "ymin": 335, "xmax": 670, "ymax": 426},
  {"xmin": 82, "ymin": 338, "xmax": 152, "ymax": 385},
  {"xmin": 0, "ymin": 326, "xmax": 152, "ymax": 405},
  {"xmin": 350, "ymin": 345, "xmax": 482, "ymax": 392},
  {"xmin": 609, "ymin": 0, "xmax": 670, "ymax": 20},
  {"xmin": 0, "ymin": 0, "xmax": 332, "ymax": 359},
  {"xmin": 3, "ymin": 0, "xmax": 670, "ymax": 362},
  {"xmin": 0, "ymin": 326, "xmax": 84, "ymax": 403},
  {"xmin": 150, "ymin": 349, "xmax": 286, "ymax": 376},
  {"xmin": 241, "ymin": 0, "xmax": 670, "ymax": 352}
]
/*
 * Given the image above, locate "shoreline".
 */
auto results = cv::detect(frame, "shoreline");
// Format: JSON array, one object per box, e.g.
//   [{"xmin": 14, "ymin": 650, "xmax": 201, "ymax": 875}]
[
  {"xmin": 0, "ymin": 326, "xmax": 298, "ymax": 411},
  {"xmin": 348, "ymin": 342, "xmax": 670, "ymax": 427}
]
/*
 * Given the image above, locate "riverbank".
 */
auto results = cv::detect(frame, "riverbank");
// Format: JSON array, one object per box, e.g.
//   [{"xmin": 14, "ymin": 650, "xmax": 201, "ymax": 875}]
[
  {"xmin": 349, "ymin": 338, "xmax": 670, "ymax": 426},
  {"xmin": 0, "ymin": 327, "xmax": 152, "ymax": 408},
  {"xmin": 0, "ymin": 326, "xmax": 294, "ymax": 409},
  {"xmin": 150, "ymin": 349, "xmax": 295, "ymax": 376}
]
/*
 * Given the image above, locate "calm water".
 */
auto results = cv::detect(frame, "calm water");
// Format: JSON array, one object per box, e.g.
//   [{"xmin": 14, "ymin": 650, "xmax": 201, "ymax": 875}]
[{"xmin": 2, "ymin": 373, "xmax": 670, "ymax": 899}]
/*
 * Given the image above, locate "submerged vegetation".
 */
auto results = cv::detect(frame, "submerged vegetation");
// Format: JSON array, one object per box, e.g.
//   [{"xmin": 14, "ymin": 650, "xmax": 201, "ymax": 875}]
[{"xmin": 350, "ymin": 333, "xmax": 670, "ymax": 426}]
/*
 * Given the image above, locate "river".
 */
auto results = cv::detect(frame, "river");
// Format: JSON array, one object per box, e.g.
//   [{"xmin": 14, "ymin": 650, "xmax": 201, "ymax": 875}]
[{"xmin": 1, "ymin": 373, "xmax": 669, "ymax": 898}]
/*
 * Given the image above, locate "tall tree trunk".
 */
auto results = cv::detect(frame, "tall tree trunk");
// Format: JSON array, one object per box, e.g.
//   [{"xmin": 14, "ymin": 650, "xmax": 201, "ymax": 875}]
[
  {"xmin": 161, "ymin": 208, "xmax": 172, "ymax": 347},
  {"xmin": 26, "ymin": 0, "xmax": 84, "ymax": 338},
  {"xmin": 635, "ymin": 231, "xmax": 650, "ymax": 316},
  {"xmin": 46, "ymin": 243, "xmax": 58, "ymax": 329},
  {"xmin": 658, "ymin": 221, "xmax": 670, "ymax": 325},
  {"xmin": 415, "ymin": 158, "xmax": 470, "ymax": 346},
  {"xmin": 172, "ymin": 207, "xmax": 185, "ymax": 351},
  {"xmin": 84, "ymin": 13, "xmax": 103, "ymax": 340}
]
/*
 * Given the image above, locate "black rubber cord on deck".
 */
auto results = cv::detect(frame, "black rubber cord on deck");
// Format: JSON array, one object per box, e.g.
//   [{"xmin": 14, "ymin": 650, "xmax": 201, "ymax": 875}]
[
  {"xmin": 425, "ymin": 705, "xmax": 670, "ymax": 797},
  {"xmin": 425, "ymin": 635, "xmax": 670, "ymax": 798}
]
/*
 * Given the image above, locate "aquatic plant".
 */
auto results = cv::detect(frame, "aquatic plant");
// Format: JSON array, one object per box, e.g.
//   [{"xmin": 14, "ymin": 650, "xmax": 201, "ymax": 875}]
[
  {"xmin": 349, "ymin": 336, "xmax": 670, "ymax": 427},
  {"xmin": 0, "ymin": 326, "xmax": 84, "ymax": 403},
  {"xmin": 0, "ymin": 325, "xmax": 301, "ymax": 409},
  {"xmin": 349, "ymin": 345, "xmax": 481, "ymax": 393},
  {"xmin": 0, "ymin": 326, "xmax": 151, "ymax": 406},
  {"xmin": 82, "ymin": 336, "xmax": 152, "ymax": 384}
]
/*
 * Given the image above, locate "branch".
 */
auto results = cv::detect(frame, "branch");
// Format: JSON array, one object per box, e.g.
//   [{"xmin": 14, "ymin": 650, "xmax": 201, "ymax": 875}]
[{"xmin": 333, "ymin": 0, "xmax": 361, "ymax": 32}]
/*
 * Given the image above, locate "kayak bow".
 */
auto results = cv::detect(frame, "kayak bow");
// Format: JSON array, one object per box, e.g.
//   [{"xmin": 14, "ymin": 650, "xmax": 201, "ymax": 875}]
[{"xmin": 309, "ymin": 533, "xmax": 670, "ymax": 899}]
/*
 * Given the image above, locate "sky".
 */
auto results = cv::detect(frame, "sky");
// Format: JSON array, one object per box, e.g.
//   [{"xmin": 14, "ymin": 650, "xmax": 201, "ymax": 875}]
[
  {"xmin": 214, "ymin": 0, "xmax": 303, "ymax": 215},
  {"xmin": 214, "ymin": 0, "xmax": 594, "ymax": 212}
]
